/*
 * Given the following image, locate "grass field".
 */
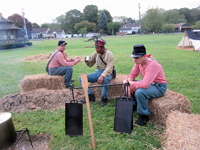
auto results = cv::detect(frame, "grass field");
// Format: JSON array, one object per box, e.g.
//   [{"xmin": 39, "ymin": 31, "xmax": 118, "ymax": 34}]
[{"xmin": 0, "ymin": 34, "xmax": 200, "ymax": 149}]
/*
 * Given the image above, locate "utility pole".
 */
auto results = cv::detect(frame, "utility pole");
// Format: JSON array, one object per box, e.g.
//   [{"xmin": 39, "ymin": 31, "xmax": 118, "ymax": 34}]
[
  {"xmin": 138, "ymin": 3, "xmax": 142, "ymax": 35},
  {"xmin": 21, "ymin": 8, "xmax": 28, "ymax": 40}
]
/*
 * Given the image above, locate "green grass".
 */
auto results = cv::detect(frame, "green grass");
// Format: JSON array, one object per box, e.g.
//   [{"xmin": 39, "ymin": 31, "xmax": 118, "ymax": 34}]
[{"xmin": 1, "ymin": 34, "xmax": 200, "ymax": 149}]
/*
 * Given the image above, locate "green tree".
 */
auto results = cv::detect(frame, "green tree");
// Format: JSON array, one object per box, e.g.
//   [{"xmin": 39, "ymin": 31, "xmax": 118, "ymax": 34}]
[
  {"xmin": 107, "ymin": 22, "xmax": 121, "ymax": 35},
  {"xmin": 192, "ymin": 21, "xmax": 200, "ymax": 29},
  {"xmin": 141, "ymin": 8, "xmax": 164, "ymax": 33},
  {"xmin": 167, "ymin": 18, "xmax": 187, "ymax": 24},
  {"xmin": 162, "ymin": 9, "xmax": 186, "ymax": 24},
  {"xmin": 190, "ymin": 8, "xmax": 200, "ymax": 24},
  {"xmin": 55, "ymin": 15, "xmax": 68, "ymax": 32},
  {"xmin": 55, "ymin": 9, "xmax": 83, "ymax": 34},
  {"xmin": 74, "ymin": 20, "xmax": 96, "ymax": 33},
  {"xmin": 113, "ymin": 16, "xmax": 127, "ymax": 26},
  {"xmin": 162, "ymin": 23, "xmax": 175, "ymax": 33},
  {"xmin": 41, "ymin": 23, "xmax": 49, "ymax": 28},
  {"xmin": 83, "ymin": 5, "xmax": 98, "ymax": 25},
  {"xmin": 99, "ymin": 9, "xmax": 113, "ymax": 23},
  {"xmin": 97, "ymin": 11, "xmax": 108, "ymax": 34},
  {"xmin": 78, "ymin": 27, "xmax": 87, "ymax": 37},
  {"xmin": 32, "ymin": 23, "xmax": 40, "ymax": 28},
  {"xmin": 127, "ymin": 18, "xmax": 136, "ymax": 24},
  {"xmin": 65, "ymin": 9, "xmax": 83, "ymax": 33},
  {"xmin": 179, "ymin": 8, "xmax": 191, "ymax": 23}
]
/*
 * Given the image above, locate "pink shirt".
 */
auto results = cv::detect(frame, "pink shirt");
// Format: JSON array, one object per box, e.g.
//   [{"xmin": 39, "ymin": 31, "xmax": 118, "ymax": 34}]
[
  {"xmin": 127, "ymin": 54, "xmax": 167, "ymax": 92},
  {"xmin": 49, "ymin": 49, "xmax": 77, "ymax": 68}
]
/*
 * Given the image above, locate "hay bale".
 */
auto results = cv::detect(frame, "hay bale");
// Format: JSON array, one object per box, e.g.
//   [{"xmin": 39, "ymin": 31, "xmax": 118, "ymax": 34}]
[
  {"xmin": 148, "ymin": 89, "xmax": 191, "ymax": 127},
  {"xmin": 20, "ymin": 74, "xmax": 66, "ymax": 92},
  {"xmin": 89, "ymin": 74, "xmax": 127, "ymax": 100},
  {"xmin": 162, "ymin": 111, "xmax": 200, "ymax": 149}
]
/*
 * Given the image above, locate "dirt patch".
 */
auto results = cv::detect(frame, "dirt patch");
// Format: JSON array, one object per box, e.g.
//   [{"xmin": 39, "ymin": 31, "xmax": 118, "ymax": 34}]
[
  {"xmin": 0, "ymin": 88, "xmax": 84, "ymax": 113},
  {"xmin": 4, "ymin": 133, "xmax": 51, "ymax": 150},
  {"xmin": 23, "ymin": 53, "xmax": 52, "ymax": 61},
  {"xmin": 22, "ymin": 52, "xmax": 68, "ymax": 62}
]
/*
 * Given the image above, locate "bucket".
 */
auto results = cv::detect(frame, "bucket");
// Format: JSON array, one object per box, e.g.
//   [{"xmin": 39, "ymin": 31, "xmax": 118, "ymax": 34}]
[{"xmin": 0, "ymin": 112, "xmax": 17, "ymax": 149}]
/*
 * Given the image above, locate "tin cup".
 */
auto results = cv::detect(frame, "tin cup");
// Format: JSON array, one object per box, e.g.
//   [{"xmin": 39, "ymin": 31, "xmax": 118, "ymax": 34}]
[{"xmin": 86, "ymin": 56, "xmax": 90, "ymax": 61}]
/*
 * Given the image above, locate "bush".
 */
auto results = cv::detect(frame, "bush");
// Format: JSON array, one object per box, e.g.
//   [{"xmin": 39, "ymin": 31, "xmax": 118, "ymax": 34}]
[
  {"xmin": 132, "ymin": 31, "xmax": 136, "ymax": 34},
  {"xmin": 143, "ymin": 31, "xmax": 150, "ymax": 34}
]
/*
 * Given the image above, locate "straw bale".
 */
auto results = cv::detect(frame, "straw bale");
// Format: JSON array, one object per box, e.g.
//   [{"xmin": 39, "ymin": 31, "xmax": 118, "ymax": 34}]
[
  {"xmin": 162, "ymin": 111, "xmax": 200, "ymax": 149},
  {"xmin": 148, "ymin": 89, "xmax": 191, "ymax": 127},
  {"xmin": 89, "ymin": 74, "xmax": 128, "ymax": 100},
  {"xmin": 20, "ymin": 74, "xmax": 66, "ymax": 92}
]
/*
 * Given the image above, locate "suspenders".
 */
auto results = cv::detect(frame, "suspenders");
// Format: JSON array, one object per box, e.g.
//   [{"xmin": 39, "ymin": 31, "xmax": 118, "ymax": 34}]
[{"xmin": 96, "ymin": 50, "xmax": 109, "ymax": 68}]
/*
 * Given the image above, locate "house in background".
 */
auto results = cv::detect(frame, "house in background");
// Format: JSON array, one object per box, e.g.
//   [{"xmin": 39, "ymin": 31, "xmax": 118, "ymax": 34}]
[
  {"xmin": 174, "ymin": 22, "xmax": 192, "ymax": 32},
  {"xmin": 47, "ymin": 30, "xmax": 66, "ymax": 39},
  {"xmin": 31, "ymin": 28, "xmax": 50, "ymax": 39},
  {"xmin": 119, "ymin": 23, "xmax": 141, "ymax": 34}
]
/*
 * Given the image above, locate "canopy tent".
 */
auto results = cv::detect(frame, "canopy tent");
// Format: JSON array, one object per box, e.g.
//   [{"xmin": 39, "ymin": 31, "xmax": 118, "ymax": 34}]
[{"xmin": 176, "ymin": 30, "xmax": 200, "ymax": 51}]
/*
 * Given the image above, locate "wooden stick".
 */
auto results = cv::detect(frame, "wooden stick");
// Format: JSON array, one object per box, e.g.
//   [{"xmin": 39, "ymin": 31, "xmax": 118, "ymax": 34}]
[{"xmin": 81, "ymin": 74, "xmax": 96, "ymax": 149}]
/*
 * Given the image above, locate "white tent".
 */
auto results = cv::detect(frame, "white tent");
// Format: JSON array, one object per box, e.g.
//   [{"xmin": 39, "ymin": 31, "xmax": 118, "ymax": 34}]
[{"xmin": 176, "ymin": 31, "xmax": 200, "ymax": 51}]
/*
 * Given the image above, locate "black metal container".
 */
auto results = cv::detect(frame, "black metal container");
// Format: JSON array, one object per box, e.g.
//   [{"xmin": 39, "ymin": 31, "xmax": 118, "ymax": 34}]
[
  {"xmin": 0, "ymin": 112, "xmax": 17, "ymax": 149},
  {"xmin": 114, "ymin": 95, "xmax": 133, "ymax": 134},
  {"xmin": 65, "ymin": 100, "xmax": 83, "ymax": 136}
]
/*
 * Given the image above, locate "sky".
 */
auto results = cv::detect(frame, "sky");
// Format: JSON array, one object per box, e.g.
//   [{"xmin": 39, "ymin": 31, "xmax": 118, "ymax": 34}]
[{"xmin": 0, "ymin": 0, "xmax": 199, "ymax": 25}]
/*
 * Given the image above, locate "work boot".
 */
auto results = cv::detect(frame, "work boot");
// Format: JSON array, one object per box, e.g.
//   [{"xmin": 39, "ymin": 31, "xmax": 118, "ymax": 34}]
[
  {"xmin": 99, "ymin": 97, "xmax": 107, "ymax": 106},
  {"xmin": 80, "ymin": 94, "xmax": 95, "ymax": 103},
  {"xmin": 135, "ymin": 114, "xmax": 149, "ymax": 126}
]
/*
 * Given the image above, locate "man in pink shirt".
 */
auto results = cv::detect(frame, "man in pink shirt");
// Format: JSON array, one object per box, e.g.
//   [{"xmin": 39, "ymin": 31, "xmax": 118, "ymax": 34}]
[
  {"xmin": 49, "ymin": 40, "xmax": 81, "ymax": 87},
  {"xmin": 123, "ymin": 45, "xmax": 167, "ymax": 126}
]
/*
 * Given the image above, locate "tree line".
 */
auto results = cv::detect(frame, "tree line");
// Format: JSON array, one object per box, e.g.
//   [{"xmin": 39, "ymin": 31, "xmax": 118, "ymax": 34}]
[{"xmin": 7, "ymin": 5, "xmax": 200, "ymax": 37}]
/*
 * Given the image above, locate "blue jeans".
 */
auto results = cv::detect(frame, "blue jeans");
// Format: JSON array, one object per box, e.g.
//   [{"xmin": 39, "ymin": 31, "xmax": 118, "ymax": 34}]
[
  {"xmin": 49, "ymin": 66, "xmax": 73, "ymax": 87},
  {"xmin": 123, "ymin": 82, "xmax": 167, "ymax": 116},
  {"xmin": 78, "ymin": 69, "xmax": 113, "ymax": 98}
]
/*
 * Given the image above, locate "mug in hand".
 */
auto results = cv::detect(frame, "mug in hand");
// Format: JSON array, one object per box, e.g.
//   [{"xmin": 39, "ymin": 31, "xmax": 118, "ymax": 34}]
[{"xmin": 86, "ymin": 56, "xmax": 90, "ymax": 61}]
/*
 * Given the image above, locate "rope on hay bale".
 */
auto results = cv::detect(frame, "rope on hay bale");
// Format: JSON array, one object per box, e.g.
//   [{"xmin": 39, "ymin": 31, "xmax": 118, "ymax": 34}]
[
  {"xmin": 20, "ymin": 74, "xmax": 66, "ymax": 93},
  {"xmin": 162, "ymin": 111, "xmax": 200, "ymax": 149},
  {"xmin": 148, "ymin": 89, "xmax": 191, "ymax": 127},
  {"xmin": 89, "ymin": 74, "xmax": 128, "ymax": 100}
]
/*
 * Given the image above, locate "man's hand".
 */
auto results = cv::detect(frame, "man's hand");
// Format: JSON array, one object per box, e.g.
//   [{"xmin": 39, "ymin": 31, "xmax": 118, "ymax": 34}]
[
  {"xmin": 75, "ymin": 57, "xmax": 81, "ymax": 64},
  {"xmin": 97, "ymin": 76, "xmax": 104, "ymax": 84},
  {"xmin": 123, "ymin": 80, "xmax": 130, "ymax": 85}
]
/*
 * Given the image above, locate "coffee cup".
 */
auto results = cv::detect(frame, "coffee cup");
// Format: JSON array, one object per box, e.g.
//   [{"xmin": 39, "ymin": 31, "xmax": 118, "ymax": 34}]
[{"xmin": 86, "ymin": 56, "xmax": 90, "ymax": 61}]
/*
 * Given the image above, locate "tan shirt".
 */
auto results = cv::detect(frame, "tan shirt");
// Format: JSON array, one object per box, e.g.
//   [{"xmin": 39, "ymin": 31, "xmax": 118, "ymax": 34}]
[{"xmin": 85, "ymin": 50, "xmax": 114, "ymax": 77}]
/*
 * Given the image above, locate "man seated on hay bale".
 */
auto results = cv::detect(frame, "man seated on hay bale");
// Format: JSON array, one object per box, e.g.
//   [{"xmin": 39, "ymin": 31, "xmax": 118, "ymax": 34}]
[
  {"xmin": 123, "ymin": 44, "xmax": 167, "ymax": 126},
  {"xmin": 48, "ymin": 40, "xmax": 81, "ymax": 87},
  {"xmin": 78, "ymin": 39, "xmax": 114, "ymax": 106}
]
